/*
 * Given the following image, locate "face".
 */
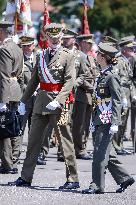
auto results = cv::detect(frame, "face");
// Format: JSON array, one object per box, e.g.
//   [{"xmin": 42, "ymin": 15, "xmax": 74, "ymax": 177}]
[
  {"xmin": 97, "ymin": 52, "xmax": 107, "ymax": 69},
  {"xmin": 46, "ymin": 34, "xmax": 62, "ymax": 49},
  {"xmin": 62, "ymin": 37, "xmax": 75, "ymax": 49},
  {"xmin": 22, "ymin": 43, "xmax": 35, "ymax": 55},
  {"xmin": 123, "ymin": 47, "xmax": 134, "ymax": 57},
  {"xmin": 79, "ymin": 41, "xmax": 92, "ymax": 53}
]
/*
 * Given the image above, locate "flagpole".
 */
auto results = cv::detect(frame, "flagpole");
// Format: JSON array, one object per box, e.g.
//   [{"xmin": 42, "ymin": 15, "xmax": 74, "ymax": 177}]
[{"xmin": 81, "ymin": 0, "xmax": 90, "ymax": 34}]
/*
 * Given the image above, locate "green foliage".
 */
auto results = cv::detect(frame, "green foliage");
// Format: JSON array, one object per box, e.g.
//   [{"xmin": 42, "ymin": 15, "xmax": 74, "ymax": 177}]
[
  {"xmin": 0, "ymin": 0, "xmax": 6, "ymax": 19},
  {"xmin": 50, "ymin": 0, "xmax": 136, "ymax": 36}
]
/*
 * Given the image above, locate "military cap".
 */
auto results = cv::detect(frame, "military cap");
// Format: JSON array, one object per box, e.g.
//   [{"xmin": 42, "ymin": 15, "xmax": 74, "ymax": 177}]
[
  {"xmin": 120, "ymin": 35, "xmax": 135, "ymax": 42},
  {"xmin": 0, "ymin": 20, "xmax": 14, "ymax": 28},
  {"xmin": 63, "ymin": 28, "xmax": 77, "ymax": 38},
  {"xmin": 19, "ymin": 35, "xmax": 35, "ymax": 46},
  {"xmin": 76, "ymin": 34, "xmax": 94, "ymax": 44},
  {"xmin": 102, "ymin": 36, "xmax": 118, "ymax": 44},
  {"xmin": 44, "ymin": 23, "xmax": 63, "ymax": 38},
  {"xmin": 119, "ymin": 35, "xmax": 135, "ymax": 47},
  {"xmin": 98, "ymin": 42, "xmax": 118, "ymax": 57}
]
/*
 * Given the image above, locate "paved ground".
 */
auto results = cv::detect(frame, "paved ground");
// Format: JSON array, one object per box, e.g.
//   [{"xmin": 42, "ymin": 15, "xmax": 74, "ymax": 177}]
[{"xmin": 0, "ymin": 131, "xmax": 136, "ymax": 205}]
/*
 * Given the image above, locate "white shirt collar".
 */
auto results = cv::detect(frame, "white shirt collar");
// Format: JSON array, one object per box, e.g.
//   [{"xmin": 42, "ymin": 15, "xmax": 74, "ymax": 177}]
[{"xmin": 25, "ymin": 52, "xmax": 34, "ymax": 63}]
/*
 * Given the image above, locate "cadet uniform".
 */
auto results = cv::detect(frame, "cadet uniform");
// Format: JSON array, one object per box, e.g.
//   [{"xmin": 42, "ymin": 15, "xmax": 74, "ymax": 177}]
[
  {"xmin": 82, "ymin": 42, "xmax": 135, "ymax": 194},
  {"xmin": 72, "ymin": 34, "xmax": 95, "ymax": 159},
  {"xmin": 9, "ymin": 23, "xmax": 79, "ymax": 189},
  {"xmin": 0, "ymin": 21, "xmax": 23, "ymax": 173}
]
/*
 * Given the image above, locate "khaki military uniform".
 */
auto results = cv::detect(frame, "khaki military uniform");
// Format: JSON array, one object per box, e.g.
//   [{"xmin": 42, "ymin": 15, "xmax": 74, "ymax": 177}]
[
  {"xmin": 20, "ymin": 46, "xmax": 79, "ymax": 183},
  {"xmin": 0, "ymin": 39, "xmax": 23, "ymax": 170},
  {"xmin": 21, "ymin": 53, "xmax": 37, "ymax": 133},
  {"xmin": 112, "ymin": 55, "xmax": 133, "ymax": 151},
  {"xmin": 92, "ymin": 66, "xmax": 131, "ymax": 191},
  {"xmin": 129, "ymin": 55, "xmax": 136, "ymax": 152},
  {"xmin": 72, "ymin": 51, "xmax": 95, "ymax": 156}
]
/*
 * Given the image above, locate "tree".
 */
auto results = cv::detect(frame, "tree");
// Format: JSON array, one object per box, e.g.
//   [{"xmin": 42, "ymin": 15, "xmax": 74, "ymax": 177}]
[
  {"xmin": 50, "ymin": 0, "xmax": 136, "ymax": 36},
  {"xmin": 0, "ymin": 0, "xmax": 6, "ymax": 19}
]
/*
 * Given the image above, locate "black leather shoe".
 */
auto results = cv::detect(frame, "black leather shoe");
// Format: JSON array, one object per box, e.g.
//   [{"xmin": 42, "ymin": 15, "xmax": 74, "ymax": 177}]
[
  {"xmin": 117, "ymin": 149, "xmax": 132, "ymax": 155},
  {"xmin": 82, "ymin": 187, "xmax": 103, "ymax": 194},
  {"xmin": 116, "ymin": 178, "xmax": 135, "ymax": 193},
  {"xmin": 57, "ymin": 156, "xmax": 64, "ymax": 162},
  {"xmin": 0, "ymin": 168, "xmax": 18, "ymax": 174},
  {"xmin": 76, "ymin": 153, "xmax": 93, "ymax": 160},
  {"xmin": 8, "ymin": 177, "xmax": 31, "ymax": 187},
  {"xmin": 59, "ymin": 182, "xmax": 80, "ymax": 189}
]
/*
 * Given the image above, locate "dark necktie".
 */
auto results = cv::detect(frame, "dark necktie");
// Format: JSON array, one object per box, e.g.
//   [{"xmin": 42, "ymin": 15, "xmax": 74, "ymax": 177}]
[{"xmin": 49, "ymin": 49, "xmax": 56, "ymax": 60}]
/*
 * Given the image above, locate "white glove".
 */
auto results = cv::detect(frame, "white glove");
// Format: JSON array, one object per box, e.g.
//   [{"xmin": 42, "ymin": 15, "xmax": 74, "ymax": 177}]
[
  {"xmin": 132, "ymin": 96, "xmax": 136, "ymax": 102},
  {"xmin": 46, "ymin": 100, "xmax": 61, "ymax": 111},
  {"xmin": 122, "ymin": 98, "xmax": 128, "ymax": 108},
  {"xmin": 109, "ymin": 124, "xmax": 118, "ymax": 135},
  {"xmin": 33, "ymin": 91, "xmax": 37, "ymax": 96},
  {"xmin": 18, "ymin": 102, "xmax": 26, "ymax": 115},
  {"xmin": 0, "ymin": 103, "xmax": 7, "ymax": 112}
]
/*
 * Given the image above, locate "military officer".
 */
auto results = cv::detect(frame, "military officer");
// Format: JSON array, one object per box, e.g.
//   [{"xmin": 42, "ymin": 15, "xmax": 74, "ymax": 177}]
[
  {"xmin": 123, "ymin": 38, "xmax": 136, "ymax": 153},
  {"xmin": 102, "ymin": 35, "xmax": 133, "ymax": 155},
  {"xmin": 72, "ymin": 34, "xmax": 96, "ymax": 159},
  {"xmin": 114, "ymin": 37, "xmax": 135, "ymax": 155},
  {"xmin": 82, "ymin": 42, "xmax": 135, "ymax": 194},
  {"xmin": 0, "ymin": 21, "xmax": 24, "ymax": 174},
  {"xmin": 8, "ymin": 23, "xmax": 79, "ymax": 189},
  {"xmin": 19, "ymin": 35, "xmax": 51, "ymax": 165},
  {"xmin": 37, "ymin": 28, "xmax": 94, "ymax": 163},
  {"xmin": 19, "ymin": 35, "xmax": 37, "ymax": 135}
]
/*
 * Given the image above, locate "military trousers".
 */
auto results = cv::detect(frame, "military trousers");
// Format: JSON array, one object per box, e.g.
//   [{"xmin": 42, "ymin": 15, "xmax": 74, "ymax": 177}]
[
  {"xmin": 40, "ymin": 124, "xmax": 53, "ymax": 157},
  {"xmin": 21, "ymin": 113, "xmax": 79, "ymax": 183},
  {"xmin": 92, "ymin": 124, "xmax": 131, "ymax": 191},
  {"xmin": 113, "ymin": 108, "xmax": 129, "ymax": 151},
  {"xmin": 72, "ymin": 101, "xmax": 92, "ymax": 156},
  {"xmin": 131, "ymin": 103, "xmax": 136, "ymax": 152},
  {"xmin": 0, "ymin": 136, "xmax": 21, "ymax": 169}
]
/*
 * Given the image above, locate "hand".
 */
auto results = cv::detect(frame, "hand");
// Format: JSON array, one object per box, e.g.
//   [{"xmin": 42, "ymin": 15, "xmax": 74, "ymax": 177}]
[
  {"xmin": 75, "ymin": 77, "xmax": 84, "ymax": 86},
  {"xmin": 18, "ymin": 102, "xmax": 26, "ymax": 115},
  {"xmin": 0, "ymin": 103, "xmax": 7, "ymax": 112},
  {"xmin": 46, "ymin": 100, "xmax": 61, "ymax": 111},
  {"xmin": 122, "ymin": 98, "xmax": 128, "ymax": 108},
  {"xmin": 132, "ymin": 96, "xmax": 136, "ymax": 102},
  {"xmin": 33, "ymin": 91, "xmax": 37, "ymax": 96},
  {"xmin": 109, "ymin": 124, "xmax": 118, "ymax": 135}
]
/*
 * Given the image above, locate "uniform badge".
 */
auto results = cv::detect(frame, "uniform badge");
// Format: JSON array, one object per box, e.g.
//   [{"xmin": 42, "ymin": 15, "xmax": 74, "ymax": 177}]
[
  {"xmin": 100, "ymin": 89, "xmax": 104, "ymax": 94},
  {"xmin": 56, "ymin": 63, "xmax": 61, "ymax": 67}
]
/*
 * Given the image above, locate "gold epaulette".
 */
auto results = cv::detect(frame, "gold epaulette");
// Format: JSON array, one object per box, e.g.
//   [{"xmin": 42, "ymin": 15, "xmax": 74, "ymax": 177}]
[{"xmin": 97, "ymin": 97, "xmax": 111, "ymax": 105}]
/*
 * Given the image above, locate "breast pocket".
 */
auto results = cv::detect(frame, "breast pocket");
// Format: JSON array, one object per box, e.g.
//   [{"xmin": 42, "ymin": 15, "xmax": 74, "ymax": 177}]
[
  {"xmin": 97, "ymin": 83, "xmax": 110, "ymax": 97},
  {"xmin": 51, "ymin": 63, "xmax": 64, "ymax": 79}
]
